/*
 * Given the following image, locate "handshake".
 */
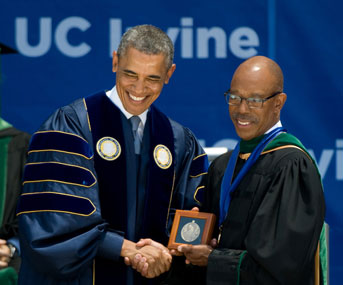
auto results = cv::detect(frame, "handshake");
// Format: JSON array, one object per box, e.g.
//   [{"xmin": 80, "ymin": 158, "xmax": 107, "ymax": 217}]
[
  {"xmin": 121, "ymin": 237, "xmax": 216, "ymax": 279},
  {"xmin": 121, "ymin": 238, "xmax": 172, "ymax": 279}
]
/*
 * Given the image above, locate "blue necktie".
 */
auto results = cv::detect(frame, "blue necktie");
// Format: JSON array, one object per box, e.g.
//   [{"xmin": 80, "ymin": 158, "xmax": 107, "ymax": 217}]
[{"xmin": 130, "ymin": 116, "xmax": 141, "ymax": 154}]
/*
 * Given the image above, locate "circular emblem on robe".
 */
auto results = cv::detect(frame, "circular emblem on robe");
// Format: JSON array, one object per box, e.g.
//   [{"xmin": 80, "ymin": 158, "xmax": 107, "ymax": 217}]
[
  {"xmin": 153, "ymin": 144, "xmax": 172, "ymax": 169},
  {"xmin": 181, "ymin": 220, "xmax": 201, "ymax": 242},
  {"xmin": 96, "ymin": 137, "xmax": 121, "ymax": 161}
]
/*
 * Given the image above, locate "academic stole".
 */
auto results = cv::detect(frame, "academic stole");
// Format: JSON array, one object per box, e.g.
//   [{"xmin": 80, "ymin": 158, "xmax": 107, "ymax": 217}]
[
  {"xmin": 219, "ymin": 127, "xmax": 286, "ymax": 227},
  {"xmin": 85, "ymin": 92, "xmax": 175, "ymax": 242}
]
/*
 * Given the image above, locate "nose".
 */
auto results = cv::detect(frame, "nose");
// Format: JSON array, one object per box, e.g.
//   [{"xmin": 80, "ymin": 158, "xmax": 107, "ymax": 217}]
[
  {"xmin": 235, "ymin": 98, "xmax": 250, "ymax": 113},
  {"xmin": 132, "ymin": 80, "xmax": 146, "ymax": 95}
]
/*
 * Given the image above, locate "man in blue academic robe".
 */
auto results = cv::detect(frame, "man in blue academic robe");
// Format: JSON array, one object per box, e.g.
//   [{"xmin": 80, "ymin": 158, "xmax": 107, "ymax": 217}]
[{"xmin": 17, "ymin": 25, "xmax": 208, "ymax": 285}]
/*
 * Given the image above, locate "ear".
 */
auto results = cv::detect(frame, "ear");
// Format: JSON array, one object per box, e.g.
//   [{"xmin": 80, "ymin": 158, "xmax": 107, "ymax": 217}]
[
  {"xmin": 275, "ymin": 93, "xmax": 287, "ymax": 112},
  {"xmin": 112, "ymin": 51, "xmax": 119, "ymax": 73},
  {"xmin": 164, "ymin": 64, "xmax": 176, "ymax": 84}
]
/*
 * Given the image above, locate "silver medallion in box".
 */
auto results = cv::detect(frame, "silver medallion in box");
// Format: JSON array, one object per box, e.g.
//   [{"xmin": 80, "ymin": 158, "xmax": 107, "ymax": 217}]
[{"xmin": 180, "ymin": 220, "xmax": 201, "ymax": 242}]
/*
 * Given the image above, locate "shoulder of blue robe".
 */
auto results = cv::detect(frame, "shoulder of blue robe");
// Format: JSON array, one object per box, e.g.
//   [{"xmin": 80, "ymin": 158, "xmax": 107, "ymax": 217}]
[
  {"xmin": 167, "ymin": 117, "xmax": 209, "ymax": 208},
  {"xmin": 17, "ymin": 94, "xmax": 123, "ymax": 281}
]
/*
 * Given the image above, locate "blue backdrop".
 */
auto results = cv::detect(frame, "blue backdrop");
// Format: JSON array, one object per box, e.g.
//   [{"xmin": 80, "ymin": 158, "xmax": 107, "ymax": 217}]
[{"xmin": 0, "ymin": 0, "xmax": 342, "ymax": 283}]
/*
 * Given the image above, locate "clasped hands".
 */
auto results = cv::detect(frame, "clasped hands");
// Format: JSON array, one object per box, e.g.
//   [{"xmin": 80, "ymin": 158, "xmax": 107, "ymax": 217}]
[
  {"xmin": 124, "ymin": 237, "xmax": 217, "ymax": 278},
  {"xmin": 122, "ymin": 208, "xmax": 217, "ymax": 278},
  {"xmin": 122, "ymin": 238, "xmax": 172, "ymax": 278}
]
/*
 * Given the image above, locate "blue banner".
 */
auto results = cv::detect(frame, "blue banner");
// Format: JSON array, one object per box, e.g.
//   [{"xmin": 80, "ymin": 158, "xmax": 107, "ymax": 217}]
[{"xmin": 1, "ymin": 0, "xmax": 342, "ymax": 282}]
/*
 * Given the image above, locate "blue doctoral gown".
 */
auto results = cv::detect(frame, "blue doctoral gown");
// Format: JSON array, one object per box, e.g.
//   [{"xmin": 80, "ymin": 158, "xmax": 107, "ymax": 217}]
[{"xmin": 17, "ymin": 92, "xmax": 208, "ymax": 284}]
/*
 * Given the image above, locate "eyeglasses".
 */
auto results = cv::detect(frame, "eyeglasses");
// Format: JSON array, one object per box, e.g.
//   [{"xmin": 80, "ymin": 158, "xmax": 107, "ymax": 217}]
[{"xmin": 224, "ymin": 90, "xmax": 282, "ymax": 109}]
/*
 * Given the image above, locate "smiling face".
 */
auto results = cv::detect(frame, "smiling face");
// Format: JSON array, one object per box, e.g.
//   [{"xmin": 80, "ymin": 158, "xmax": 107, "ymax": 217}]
[
  {"xmin": 112, "ymin": 47, "xmax": 176, "ymax": 115},
  {"xmin": 229, "ymin": 57, "xmax": 287, "ymax": 141}
]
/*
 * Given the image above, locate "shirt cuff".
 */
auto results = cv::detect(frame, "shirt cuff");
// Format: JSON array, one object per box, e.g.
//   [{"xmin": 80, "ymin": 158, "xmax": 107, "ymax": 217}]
[
  {"xmin": 7, "ymin": 236, "xmax": 20, "ymax": 256},
  {"xmin": 97, "ymin": 230, "xmax": 124, "ymax": 261}
]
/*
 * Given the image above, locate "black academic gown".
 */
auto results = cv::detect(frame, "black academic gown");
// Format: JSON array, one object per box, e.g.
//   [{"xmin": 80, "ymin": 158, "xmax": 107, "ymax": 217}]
[{"xmin": 203, "ymin": 146, "xmax": 325, "ymax": 285}]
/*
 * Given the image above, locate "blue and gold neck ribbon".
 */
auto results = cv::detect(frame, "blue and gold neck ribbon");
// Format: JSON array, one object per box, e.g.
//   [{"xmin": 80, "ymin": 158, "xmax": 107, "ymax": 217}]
[{"xmin": 219, "ymin": 127, "xmax": 286, "ymax": 226}]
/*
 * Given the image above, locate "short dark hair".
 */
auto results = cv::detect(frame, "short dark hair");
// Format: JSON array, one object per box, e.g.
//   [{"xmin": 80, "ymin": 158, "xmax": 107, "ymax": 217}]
[{"xmin": 117, "ymin": 25, "xmax": 174, "ymax": 70}]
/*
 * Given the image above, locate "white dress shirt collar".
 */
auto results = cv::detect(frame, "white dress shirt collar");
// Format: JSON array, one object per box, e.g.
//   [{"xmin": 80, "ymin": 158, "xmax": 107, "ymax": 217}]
[
  {"xmin": 265, "ymin": 120, "xmax": 282, "ymax": 134},
  {"xmin": 106, "ymin": 85, "xmax": 148, "ymax": 128}
]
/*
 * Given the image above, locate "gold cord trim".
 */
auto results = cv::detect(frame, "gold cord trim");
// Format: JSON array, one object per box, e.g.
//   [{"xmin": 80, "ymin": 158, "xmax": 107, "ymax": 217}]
[
  {"xmin": 166, "ymin": 171, "xmax": 176, "ymax": 229},
  {"xmin": 239, "ymin": 145, "xmax": 312, "ymax": 161},
  {"xmin": 189, "ymin": 172, "xmax": 208, "ymax": 178},
  {"xmin": 193, "ymin": 153, "xmax": 207, "ymax": 161},
  {"xmin": 17, "ymin": 191, "xmax": 96, "ymax": 217},
  {"xmin": 83, "ymin": 98, "xmax": 92, "ymax": 132},
  {"xmin": 194, "ymin": 185, "xmax": 205, "ymax": 204}
]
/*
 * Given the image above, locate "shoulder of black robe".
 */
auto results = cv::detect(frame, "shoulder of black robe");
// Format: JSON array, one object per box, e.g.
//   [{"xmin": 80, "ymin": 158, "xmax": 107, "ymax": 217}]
[{"xmin": 206, "ymin": 147, "xmax": 325, "ymax": 285}]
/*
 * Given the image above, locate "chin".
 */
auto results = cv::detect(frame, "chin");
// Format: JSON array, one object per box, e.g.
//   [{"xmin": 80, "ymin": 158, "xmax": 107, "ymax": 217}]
[{"xmin": 235, "ymin": 128, "xmax": 251, "ymax": 140}]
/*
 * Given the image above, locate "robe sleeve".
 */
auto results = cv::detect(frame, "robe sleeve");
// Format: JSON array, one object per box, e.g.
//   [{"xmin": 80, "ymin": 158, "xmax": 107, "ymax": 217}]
[
  {"xmin": 171, "ymin": 124, "xmax": 208, "ymax": 215},
  {"xmin": 206, "ymin": 150, "xmax": 325, "ymax": 284},
  {"xmin": 17, "ymin": 103, "xmax": 124, "ymax": 279},
  {"xmin": 160, "ymin": 125, "xmax": 209, "ymax": 285}
]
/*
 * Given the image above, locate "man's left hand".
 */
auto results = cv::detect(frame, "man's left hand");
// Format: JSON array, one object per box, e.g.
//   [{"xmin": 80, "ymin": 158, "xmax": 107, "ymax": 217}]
[{"xmin": 177, "ymin": 244, "xmax": 213, "ymax": 266}]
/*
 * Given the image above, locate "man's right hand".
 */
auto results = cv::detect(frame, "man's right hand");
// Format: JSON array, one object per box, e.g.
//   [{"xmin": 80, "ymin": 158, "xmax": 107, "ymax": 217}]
[{"xmin": 121, "ymin": 239, "xmax": 172, "ymax": 278}]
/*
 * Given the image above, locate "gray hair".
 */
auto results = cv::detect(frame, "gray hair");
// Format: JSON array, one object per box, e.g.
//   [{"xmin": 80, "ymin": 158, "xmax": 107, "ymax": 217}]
[{"xmin": 117, "ymin": 25, "xmax": 174, "ymax": 70}]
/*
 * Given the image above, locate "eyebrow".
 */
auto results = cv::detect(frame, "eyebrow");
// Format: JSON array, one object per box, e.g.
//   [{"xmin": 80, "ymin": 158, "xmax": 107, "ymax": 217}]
[
  {"xmin": 230, "ymin": 89, "xmax": 263, "ymax": 98},
  {"xmin": 147, "ymin": 75, "xmax": 162, "ymax": 80},
  {"xmin": 122, "ymin": 69, "xmax": 162, "ymax": 80},
  {"xmin": 122, "ymin": 69, "xmax": 137, "ymax": 76}
]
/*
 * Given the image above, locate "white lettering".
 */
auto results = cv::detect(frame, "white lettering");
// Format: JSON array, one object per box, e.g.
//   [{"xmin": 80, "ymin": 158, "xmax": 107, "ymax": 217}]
[
  {"xmin": 15, "ymin": 17, "xmax": 51, "ymax": 57},
  {"xmin": 229, "ymin": 27, "xmax": 259, "ymax": 59},
  {"xmin": 307, "ymin": 149, "xmax": 334, "ymax": 179},
  {"xmin": 197, "ymin": 27, "xmax": 227, "ymax": 58},
  {"xmin": 181, "ymin": 17, "xmax": 193, "ymax": 58},
  {"xmin": 109, "ymin": 19, "xmax": 122, "ymax": 55},
  {"xmin": 16, "ymin": 17, "xmax": 260, "ymax": 59},
  {"xmin": 166, "ymin": 17, "xmax": 258, "ymax": 59},
  {"xmin": 55, "ymin": 17, "xmax": 91, "ymax": 57},
  {"xmin": 167, "ymin": 28, "xmax": 180, "ymax": 45}
]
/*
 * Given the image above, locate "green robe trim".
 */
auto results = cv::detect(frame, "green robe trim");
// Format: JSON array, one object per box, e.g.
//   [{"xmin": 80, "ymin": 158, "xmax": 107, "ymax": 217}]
[
  {"xmin": 0, "ymin": 267, "xmax": 18, "ymax": 285},
  {"xmin": 237, "ymin": 250, "xmax": 247, "ymax": 285},
  {"xmin": 0, "ymin": 136, "xmax": 11, "ymax": 225},
  {"xmin": 0, "ymin": 118, "xmax": 12, "ymax": 225},
  {"xmin": 0, "ymin": 118, "xmax": 12, "ymax": 131}
]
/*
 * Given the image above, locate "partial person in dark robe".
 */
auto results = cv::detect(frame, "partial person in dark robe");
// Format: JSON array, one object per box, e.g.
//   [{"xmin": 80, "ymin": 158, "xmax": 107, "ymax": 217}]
[
  {"xmin": 164, "ymin": 56, "xmax": 326, "ymax": 285},
  {"xmin": 0, "ymin": 118, "xmax": 30, "ymax": 284},
  {"xmin": 17, "ymin": 25, "xmax": 208, "ymax": 285}
]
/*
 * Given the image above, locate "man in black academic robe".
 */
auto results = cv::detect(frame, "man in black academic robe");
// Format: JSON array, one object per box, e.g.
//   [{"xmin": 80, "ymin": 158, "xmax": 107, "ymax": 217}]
[{"xmin": 170, "ymin": 56, "xmax": 326, "ymax": 285}]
